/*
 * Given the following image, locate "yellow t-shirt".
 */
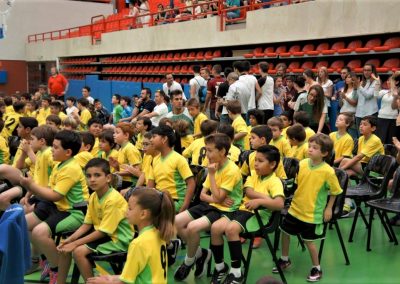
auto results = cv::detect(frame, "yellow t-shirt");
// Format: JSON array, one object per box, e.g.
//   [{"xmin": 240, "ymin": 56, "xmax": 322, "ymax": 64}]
[
  {"xmin": 305, "ymin": 127, "xmax": 316, "ymax": 142},
  {"xmin": 90, "ymin": 138, "xmax": 100, "ymax": 157},
  {"xmin": 135, "ymin": 133, "xmax": 144, "ymax": 151},
  {"xmin": 117, "ymin": 142, "xmax": 142, "ymax": 183},
  {"xmin": 33, "ymin": 147, "xmax": 53, "ymax": 187},
  {"xmin": 329, "ymin": 132, "xmax": 354, "ymax": 161},
  {"xmin": 142, "ymin": 154, "xmax": 154, "ymax": 185},
  {"xmin": 270, "ymin": 135, "xmax": 292, "ymax": 158},
  {"xmin": 5, "ymin": 105, "xmax": 14, "ymax": 115},
  {"xmin": 1, "ymin": 112, "xmax": 23, "ymax": 139},
  {"xmin": 119, "ymin": 225, "xmax": 167, "ymax": 284},
  {"xmin": 181, "ymin": 135, "xmax": 194, "ymax": 151},
  {"xmin": 79, "ymin": 108, "xmax": 92, "ymax": 131},
  {"xmin": 49, "ymin": 158, "xmax": 89, "ymax": 212},
  {"xmin": 84, "ymin": 188, "xmax": 132, "ymax": 246},
  {"xmin": 241, "ymin": 151, "xmax": 287, "ymax": 179},
  {"xmin": 199, "ymin": 143, "xmax": 241, "ymax": 167},
  {"xmin": 58, "ymin": 112, "xmax": 68, "ymax": 121},
  {"xmin": 203, "ymin": 159, "xmax": 243, "ymax": 212},
  {"xmin": 358, "ymin": 134, "xmax": 384, "ymax": 164},
  {"xmin": 149, "ymin": 151, "xmax": 193, "ymax": 201},
  {"xmin": 183, "ymin": 137, "xmax": 206, "ymax": 166},
  {"xmin": 289, "ymin": 159, "xmax": 342, "ymax": 224},
  {"xmin": 12, "ymin": 147, "xmax": 35, "ymax": 174},
  {"xmin": 232, "ymin": 116, "xmax": 250, "ymax": 150},
  {"xmin": 100, "ymin": 149, "xmax": 119, "ymax": 172},
  {"xmin": 36, "ymin": 107, "xmax": 51, "ymax": 126},
  {"xmin": 193, "ymin": 112, "xmax": 208, "ymax": 137},
  {"xmin": 0, "ymin": 135, "xmax": 10, "ymax": 165},
  {"xmin": 282, "ymin": 127, "xmax": 289, "ymax": 139},
  {"xmin": 289, "ymin": 142, "xmax": 308, "ymax": 161},
  {"xmin": 74, "ymin": 151, "xmax": 94, "ymax": 169}
]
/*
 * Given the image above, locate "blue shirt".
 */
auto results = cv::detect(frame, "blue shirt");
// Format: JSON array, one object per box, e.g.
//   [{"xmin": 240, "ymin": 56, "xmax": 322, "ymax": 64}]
[{"xmin": 121, "ymin": 106, "xmax": 133, "ymax": 119}]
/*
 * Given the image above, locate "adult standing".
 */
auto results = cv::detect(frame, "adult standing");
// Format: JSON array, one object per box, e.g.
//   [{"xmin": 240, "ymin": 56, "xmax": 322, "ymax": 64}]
[
  {"xmin": 303, "ymin": 69, "xmax": 318, "ymax": 92},
  {"xmin": 166, "ymin": 90, "xmax": 194, "ymax": 133},
  {"xmin": 338, "ymin": 72, "xmax": 358, "ymax": 139},
  {"xmin": 204, "ymin": 65, "xmax": 224, "ymax": 121},
  {"xmin": 355, "ymin": 64, "xmax": 379, "ymax": 133},
  {"xmin": 142, "ymin": 90, "xmax": 169, "ymax": 127},
  {"xmin": 257, "ymin": 61, "xmax": 274, "ymax": 122},
  {"xmin": 82, "ymin": 86, "xmax": 94, "ymax": 105},
  {"xmin": 163, "ymin": 73, "xmax": 186, "ymax": 100},
  {"xmin": 317, "ymin": 66, "xmax": 334, "ymax": 129},
  {"xmin": 375, "ymin": 74, "xmax": 399, "ymax": 144},
  {"xmin": 48, "ymin": 67, "xmax": 68, "ymax": 102},
  {"xmin": 391, "ymin": 72, "xmax": 400, "ymax": 139},
  {"xmin": 189, "ymin": 65, "xmax": 207, "ymax": 101},
  {"xmin": 139, "ymin": 0, "xmax": 150, "ymax": 26},
  {"xmin": 234, "ymin": 61, "xmax": 261, "ymax": 111}
]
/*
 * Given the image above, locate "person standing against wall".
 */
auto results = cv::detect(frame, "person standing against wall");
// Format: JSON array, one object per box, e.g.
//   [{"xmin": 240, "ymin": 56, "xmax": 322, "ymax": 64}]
[{"xmin": 48, "ymin": 67, "xmax": 68, "ymax": 102}]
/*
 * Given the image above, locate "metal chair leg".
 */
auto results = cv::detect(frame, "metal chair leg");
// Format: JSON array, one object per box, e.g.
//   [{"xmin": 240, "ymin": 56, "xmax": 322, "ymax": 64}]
[
  {"xmin": 265, "ymin": 235, "xmax": 287, "ymax": 284},
  {"xmin": 349, "ymin": 206, "xmax": 361, "ymax": 242},
  {"xmin": 334, "ymin": 221, "xmax": 350, "ymax": 265},
  {"xmin": 367, "ymin": 207, "xmax": 374, "ymax": 251},
  {"xmin": 382, "ymin": 212, "xmax": 398, "ymax": 245},
  {"xmin": 318, "ymin": 223, "xmax": 328, "ymax": 262},
  {"xmin": 242, "ymin": 237, "xmax": 255, "ymax": 284},
  {"xmin": 376, "ymin": 209, "xmax": 394, "ymax": 242}
]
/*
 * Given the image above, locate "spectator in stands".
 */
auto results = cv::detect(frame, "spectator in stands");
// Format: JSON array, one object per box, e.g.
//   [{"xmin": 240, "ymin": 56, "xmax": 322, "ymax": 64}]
[
  {"xmin": 142, "ymin": 90, "xmax": 169, "ymax": 127},
  {"xmin": 258, "ymin": 61, "xmax": 274, "ymax": 122},
  {"xmin": 155, "ymin": 3, "xmax": 166, "ymax": 24},
  {"xmin": 119, "ymin": 96, "xmax": 133, "ymax": 122},
  {"xmin": 94, "ymin": 99, "xmax": 110, "ymax": 125},
  {"xmin": 276, "ymin": 63, "xmax": 287, "ymax": 85},
  {"xmin": 224, "ymin": 0, "xmax": 241, "ymax": 19},
  {"xmin": 317, "ymin": 66, "xmax": 333, "ymax": 110},
  {"xmin": 81, "ymin": 86, "xmax": 94, "ymax": 105},
  {"xmin": 355, "ymin": 63, "xmax": 379, "ymax": 133},
  {"xmin": 164, "ymin": 5, "xmax": 176, "ymax": 23},
  {"xmin": 163, "ymin": 73, "xmax": 186, "ymax": 99},
  {"xmin": 375, "ymin": 74, "xmax": 398, "ymax": 144},
  {"xmin": 338, "ymin": 72, "xmax": 358, "ymax": 139},
  {"xmin": 48, "ymin": 67, "xmax": 68, "ymax": 102},
  {"xmin": 166, "ymin": 90, "xmax": 194, "ymax": 133},
  {"xmin": 334, "ymin": 66, "xmax": 351, "ymax": 100},
  {"xmin": 234, "ymin": 60, "xmax": 262, "ymax": 112},
  {"xmin": 283, "ymin": 75, "xmax": 296, "ymax": 110},
  {"xmin": 273, "ymin": 76, "xmax": 285, "ymax": 116},
  {"xmin": 289, "ymin": 76, "xmax": 307, "ymax": 111},
  {"xmin": 131, "ymin": 88, "xmax": 156, "ymax": 120},
  {"xmin": 138, "ymin": 0, "xmax": 150, "ymax": 26},
  {"xmin": 303, "ymin": 69, "xmax": 318, "ymax": 92},
  {"xmin": 215, "ymin": 67, "xmax": 232, "ymax": 119},
  {"xmin": 391, "ymin": 72, "xmax": 400, "ymax": 139},
  {"xmin": 219, "ymin": 72, "xmax": 250, "ymax": 124},
  {"xmin": 189, "ymin": 65, "xmax": 207, "ymax": 101},
  {"xmin": 205, "ymin": 64, "xmax": 225, "ymax": 121}
]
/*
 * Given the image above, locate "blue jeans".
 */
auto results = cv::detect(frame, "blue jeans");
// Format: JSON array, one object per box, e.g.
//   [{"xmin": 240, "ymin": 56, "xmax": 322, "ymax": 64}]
[{"xmin": 227, "ymin": 11, "xmax": 239, "ymax": 19}]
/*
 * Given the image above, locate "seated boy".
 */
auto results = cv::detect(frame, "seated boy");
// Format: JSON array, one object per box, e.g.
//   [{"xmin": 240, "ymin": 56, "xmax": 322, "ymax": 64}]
[
  {"xmin": 329, "ymin": 113, "xmax": 354, "ymax": 166},
  {"xmin": 50, "ymin": 101, "xmax": 68, "ymax": 121},
  {"xmin": 21, "ymin": 130, "xmax": 90, "ymax": 282},
  {"xmin": 210, "ymin": 145, "xmax": 284, "ymax": 283},
  {"xmin": 268, "ymin": 117, "xmax": 292, "ymax": 158},
  {"xmin": 293, "ymin": 111, "xmax": 315, "ymax": 142},
  {"xmin": 174, "ymin": 133, "xmax": 243, "ymax": 281},
  {"xmin": 73, "ymin": 98, "xmax": 92, "ymax": 131},
  {"xmin": 1, "ymin": 101, "xmax": 26, "ymax": 140},
  {"xmin": 286, "ymin": 124, "xmax": 308, "ymax": 160},
  {"xmin": 75, "ymin": 132, "xmax": 95, "ymax": 169},
  {"xmin": 87, "ymin": 118, "xmax": 103, "ymax": 157},
  {"xmin": 46, "ymin": 114, "xmax": 62, "ymax": 129},
  {"xmin": 0, "ymin": 120, "xmax": 10, "ymax": 165},
  {"xmin": 187, "ymin": 98, "xmax": 208, "ymax": 139},
  {"xmin": 275, "ymin": 134, "xmax": 342, "ymax": 282},
  {"xmin": 135, "ymin": 117, "xmax": 152, "ymax": 151},
  {"xmin": 227, "ymin": 100, "xmax": 250, "ymax": 151},
  {"xmin": 57, "ymin": 158, "xmax": 133, "ymax": 284},
  {"xmin": 340, "ymin": 115, "xmax": 384, "ymax": 176},
  {"xmin": 217, "ymin": 124, "xmax": 242, "ymax": 165}
]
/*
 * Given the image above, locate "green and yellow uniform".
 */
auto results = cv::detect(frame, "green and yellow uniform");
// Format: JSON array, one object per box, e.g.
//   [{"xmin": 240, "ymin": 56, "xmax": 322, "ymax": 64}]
[
  {"xmin": 74, "ymin": 151, "xmax": 94, "ymax": 169},
  {"xmin": 33, "ymin": 147, "xmax": 53, "ymax": 187},
  {"xmin": 79, "ymin": 108, "xmax": 92, "ymax": 131},
  {"xmin": 305, "ymin": 127, "xmax": 316, "ymax": 142},
  {"xmin": 270, "ymin": 135, "xmax": 292, "ymax": 158},
  {"xmin": 241, "ymin": 151, "xmax": 287, "ymax": 180},
  {"xmin": 1, "ymin": 112, "xmax": 23, "ymax": 139},
  {"xmin": 329, "ymin": 131, "xmax": 354, "ymax": 161},
  {"xmin": 36, "ymin": 107, "xmax": 51, "ymax": 126},
  {"xmin": 90, "ymin": 138, "xmax": 100, "ymax": 157},
  {"xmin": 183, "ymin": 137, "xmax": 206, "ymax": 166},
  {"xmin": 0, "ymin": 135, "xmax": 10, "ymax": 165},
  {"xmin": 193, "ymin": 112, "xmax": 208, "ymax": 138},
  {"xmin": 232, "ymin": 116, "xmax": 250, "ymax": 150},
  {"xmin": 289, "ymin": 142, "xmax": 308, "ymax": 161},
  {"xmin": 117, "ymin": 142, "xmax": 142, "ymax": 184},
  {"xmin": 358, "ymin": 134, "xmax": 384, "ymax": 164}
]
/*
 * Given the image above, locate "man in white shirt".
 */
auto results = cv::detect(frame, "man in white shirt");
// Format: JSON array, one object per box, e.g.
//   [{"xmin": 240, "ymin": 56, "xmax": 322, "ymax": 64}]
[
  {"xmin": 257, "ymin": 62, "xmax": 275, "ymax": 122},
  {"xmin": 163, "ymin": 73, "xmax": 187, "ymax": 100},
  {"xmin": 189, "ymin": 65, "xmax": 207, "ymax": 101},
  {"xmin": 219, "ymin": 72, "xmax": 250, "ymax": 124},
  {"xmin": 233, "ymin": 61, "xmax": 262, "ymax": 111},
  {"xmin": 142, "ymin": 90, "xmax": 168, "ymax": 127},
  {"xmin": 82, "ymin": 86, "xmax": 94, "ymax": 105}
]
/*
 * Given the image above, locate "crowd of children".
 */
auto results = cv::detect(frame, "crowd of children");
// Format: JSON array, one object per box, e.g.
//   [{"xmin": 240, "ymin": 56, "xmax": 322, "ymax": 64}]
[{"xmin": 0, "ymin": 65, "xmax": 398, "ymax": 284}]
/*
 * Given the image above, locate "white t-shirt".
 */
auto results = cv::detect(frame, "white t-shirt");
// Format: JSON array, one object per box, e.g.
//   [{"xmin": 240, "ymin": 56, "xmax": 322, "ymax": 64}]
[
  {"xmin": 222, "ymin": 80, "xmax": 250, "ymax": 115},
  {"xmin": 257, "ymin": 75, "xmax": 274, "ymax": 110},
  {"xmin": 340, "ymin": 89, "xmax": 357, "ymax": 114},
  {"xmin": 162, "ymin": 81, "xmax": 187, "ymax": 100},
  {"xmin": 189, "ymin": 75, "xmax": 207, "ymax": 100},
  {"xmin": 239, "ymin": 74, "xmax": 258, "ymax": 110},
  {"xmin": 318, "ymin": 79, "xmax": 333, "ymax": 107},
  {"xmin": 151, "ymin": 103, "xmax": 168, "ymax": 126},
  {"xmin": 66, "ymin": 106, "xmax": 79, "ymax": 117},
  {"xmin": 85, "ymin": 96, "xmax": 94, "ymax": 105}
]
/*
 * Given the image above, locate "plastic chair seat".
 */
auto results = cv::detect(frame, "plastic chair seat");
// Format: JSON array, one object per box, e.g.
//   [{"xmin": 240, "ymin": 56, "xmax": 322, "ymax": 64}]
[
  {"xmin": 338, "ymin": 40, "xmax": 362, "ymax": 54},
  {"xmin": 367, "ymin": 199, "xmax": 400, "ymax": 213},
  {"xmin": 280, "ymin": 45, "xmax": 300, "ymax": 57},
  {"xmin": 373, "ymin": 37, "xmax": 400, "ymax": 52},
  {"xmin": 321, "ymin": 41, "xmax": 345, "ymax": 55},
  {"xmin": 307, "ymin": 43, "xmax": 329, "ymax": 55}
]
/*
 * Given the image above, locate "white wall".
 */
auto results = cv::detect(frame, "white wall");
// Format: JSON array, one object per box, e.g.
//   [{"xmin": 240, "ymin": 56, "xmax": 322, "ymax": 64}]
[
  {"xmin": 24, "ymin": 0, "xmax": 400, "ymax": 61},
  {"xmin": 0, "ymin": 0, "xmax": 113, "ymax": 60}
]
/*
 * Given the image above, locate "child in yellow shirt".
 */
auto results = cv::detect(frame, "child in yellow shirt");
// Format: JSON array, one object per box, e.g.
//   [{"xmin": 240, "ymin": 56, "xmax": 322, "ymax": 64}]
[
  {"xmin": 329, "ymin": 113, "xmax": 354, "ymax": 166},
  {"xmin": 75, "ymin": 132, "xmax": 95, "ymax": 170},
  {"xmin": 268, "ymin": 117, "xmax": 292, "ymax": 158},
  {"xmin": 187, "ymin": 98, "xmax": 208, "ymax": 139},
  {"xmin": 227, "ymin": 100, "xmax": 250, "ymax": 151},
  {"xmin": 287, "ymin": 124, "xmax": 308, "ymax": 160}
]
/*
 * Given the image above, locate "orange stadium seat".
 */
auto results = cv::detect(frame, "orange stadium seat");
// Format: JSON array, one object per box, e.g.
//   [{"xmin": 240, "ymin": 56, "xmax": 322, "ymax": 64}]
[
  {"xmin": 373, "ymin": 37, "xmax": 400, "ymax": 52},
  {"xmin": 147, "ymin": 66, "xmax": 154, "ymax": 74},
  {"xmin": 292, "ymin": 61, "xmax": 314, "ymax": 73},
  {"xmin": 307, "ymin": 43, "xmax": 329, "ymax": 56},
  {"xmin": 280, "ymin": 45, "xmax": 301, "ymax": 57},
  {"xmin": 204, "ymin": 50, "xmax": 213, "ymax": 60},
  {"xmin": 329, "ymin": 60, "xmax": 345, "ymax": 72},
  {"xmin": 136, "ymin": 66, "xmax": 143, "ymax": 73},
  {"xmin": 147, "ymin": 54, "xmax": 154, "ymax": 62},
  {"xmin": 136, "ymin": 54, "xmax": 143, "ymax": 62},
  {"xmin": 166, "ymin": 65, "xmax": 174, "ymax": 73},
  {"xmin": 196, "ymin": 51, "xmax": 205, "ymax": 60},
  {"xmin": 338, "ymin": 40, "xmax": 362, "ymax": 54},
  {"xmin": 131, "ymin": 66, "xmax": 137, "ymax": 74},
  {"xmin": 159, "ymin": 53, "xmax": 167, "ymax": 61},
  {"xmin": 159, "ymin": 66, "xmax": 167, "ymax": 74},
  {"xmin": 321, "ymin": 41, "xmax": 345, "ymax": 55},
  {"xmin": 153, "ymin": 66, "xmax": 160, "ymax": 73},
  {"xmin": 377, "ymin": 58, "xmax": 399, "ymax": 72},
  {"xmin": 142, "ymin": 66, "xmax": 149, "ymax": 74},
  {"xmin": 213, "ymin": 50, "xmax": 222, "ymax": 58},
  {"xmin": 181, "ymin": 78, "xmax": 188, "ymax": 84},
  {"xmin": 153, "ymin": 53, "xmax": 160, "ymax": 61},
  {"xmin": 293, "ymin": 44, "xmax": 314, "ymax": 56},
  {"xmin": 154, "ymin": 77, "xmax": 161, "ymax": 83},
  {"xmin": 174, "ymin": 65, "xmax": 181, "ymax": 73},
  {"xmin": 142, "ymin": 54, "xmax": 149, "ymax": 62},
  {"xmin": 148, "ymin": 77, "xmax": 155, "ymax": 83},
  {"xmin": 287, "ymin": 62, "xmax": 300, "ymax": 72},
  {"xmin": 181, "ymin": 52, "xmax": 188, "ymax": 61},
  {"xmin": 173, "ymin": 53, "xmax": 181, "ymax": 61},
  {"xmin": 347, "ymin": 59, "xmax": 362, "ymax": 71},
  {"xmin": 355, "ymin": 59, "xmax": 380, "ymax": 72},
  {"xmin": 142, "ymin": 77, "xmax": 149, "ymax": 82},
  {"xmin": 180, "ymin": 65, "xmax": 188, "ymax": 74},
  {"xmin": 263, "ymin": 47, "xmax": 274, "ymax": 57},
  {"xmin": 355, "ymin": 38, "xmax": 382, "ymax": 53},
  {"xmin": 187, "ymin": 52, "xmax": 196, "ymax": 60},
  {"xmin": 167, "ymin": 52, "xmax": 174, "ymax": 60}
]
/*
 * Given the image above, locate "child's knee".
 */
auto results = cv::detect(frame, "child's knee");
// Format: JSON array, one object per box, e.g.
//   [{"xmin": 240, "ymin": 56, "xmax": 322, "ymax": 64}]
[
  {"xmin": 225, "ymin": 222, "xmax": 241, "ymax": 239},
  {"xmin": 187, "ymin": 221, "xmax": 205, "ymax": 235},
  {"xmin": 32, "ymin": 223, "xmax": 51, "ymax": 240},
  {"xmin": 73, "ymin": 245, "xmax": 89, "ymax": 258},
  {"xmin": 210, "ymin": 221, "xmax": 225, "ymax": 236}
]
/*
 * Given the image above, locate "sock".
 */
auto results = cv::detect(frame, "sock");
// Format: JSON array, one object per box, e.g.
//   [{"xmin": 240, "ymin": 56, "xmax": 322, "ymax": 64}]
[
  {"xmin": 281, "ymin": 256, "xmax": 289, "ymax": 261},
  {"xmin": 230, "ymin": 267, "xmax": 242, "ymax": 278},
  {"xmin": 210, "ymin": 244, "xmax": 224, "ymax": 264},
  {"xmin": 50, "ymin": 267, "xmax": 58, "ymax": 273},
  {"xmin": 195, "ymin": 246, "xmax": 203, "ymax": 259},
  {"xmin": 228, "ymin": 241, "xmax": 242, "ymax": 269},
  {"xmin": 184, "ymin": 255, "xmax": 195, "ymax": 266},
  {"xmin": 215, "ymin": 262, "xmax": 225, "ymax": 272},
  {"xmin": 313, "ymin": 265, "xmax": 321, "ymax": 271}
]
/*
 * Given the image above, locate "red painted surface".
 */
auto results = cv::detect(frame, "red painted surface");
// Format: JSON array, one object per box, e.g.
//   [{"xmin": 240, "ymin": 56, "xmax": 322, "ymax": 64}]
[{"xmin": 0, "ymin": 60, "xmax": 28, "ymax": 94}]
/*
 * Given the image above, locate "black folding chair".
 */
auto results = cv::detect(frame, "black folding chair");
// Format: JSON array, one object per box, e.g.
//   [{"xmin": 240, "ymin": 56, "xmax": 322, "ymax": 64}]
[
  {"xmin": 318, "ymin": 168, "xmax": 350, "ymax": 265},
  {"xmin": 384, "ymin": 144, "xmax": 398, "ymax": 158},
  {"xmin": 366, "ymin": 166, "xmax": 400, "ymax": 251},
  {"xmin": 346, "ymin": 154, "xmax": 397, "ymax": 244}
]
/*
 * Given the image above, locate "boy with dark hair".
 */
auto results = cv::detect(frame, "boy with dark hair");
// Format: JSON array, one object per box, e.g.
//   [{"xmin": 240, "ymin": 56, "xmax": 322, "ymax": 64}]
[
  {"xmin": 74, "ymin": 98, "xmax": 92, "ymax": 131},
  {"xmin": 65, "ymin": 97, "xmax": 78, "ymax": 117},
  {"xmin": 21, "ymin": 130, "xmax": 89, "ymax": 283},
  {"xmin": 275, "ymin": 134, "xmax": 342, "ymax": 282},
  {"xmin": 187, "ymin": 98, "xmax": 208, "ymax": 139},
  {"xmin": 293, "ymin": 111, "xmax": 315, "ymax": 141},
  {"xmin": 217, "ymin": 124, "xmax": 241, "ymax": 164},
  {"xmin": 50, "ymin": 101, "xmax": 67, "ymax": 121},
  {"xmin": 119, "ymin": 96, "xmax": 133, "ymax": 122},
  {"xmin": 286, "ymin": 123, "xmax": 308, "ymax": 160},
  {"xmin": 227, "ymin": 100, "xmax": 250, "ymax": 151},
  {"xmin": 135, "ymin": 117, "xmax": 152, "ymax": 151},
  {"xmin": 94, "ymin": 99, "xmax": 110, "ymax": 125},
  {"xmin": 210, "ymin": 145, "xmax": 285, "ymax": 283},
  {"xmin": 1, "ymin": 101, "xmax": 26, "ymax": 139},
  {"xmin": 110, "ymin": 94, "xmax": 123, "ymax": 125},
  {"xmin": 75, "ymin": 132, "xmax": 95, "ymax": 169},
  {"xmin": 0, "ymin": 120, "xmax": 10, "ymax": 165},
  {"xmin": 46, "ymin": 114, "xmax": 62, "ymax": 129},
  {"xmin": 268, "ymin": 117, "xmax": 292, "ymax": 158},
  {"xmin": 248, "ymin": 109, "xmax": 265, "ymax": 127},
  {"xmin": 87, "ymin": 118, "xmax": 103, "ymax": 157},
  {"xmin": 36, "ymin": 96, "xmax": 52, "ymax": 126},
  {"xmin": 174, "ymin": 133, "xmax": 243, "ymax": 281}
]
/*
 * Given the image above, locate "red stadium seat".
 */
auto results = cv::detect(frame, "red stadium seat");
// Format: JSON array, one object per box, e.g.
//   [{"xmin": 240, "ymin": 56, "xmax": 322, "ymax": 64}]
[
  {"xmin": 355, "ymin": 59, "xmax": 380, "ymax": 73},
  {"xmin": 287, "ymin": 62, "xmax": 300, "ymax": 72},
  {"xmin": 329, "ymin": 60, "xmax": 345, "ymax": 72},
  {"xmin": 293, "ymin": 44, "xmax": 315, "ymax": 56},
  {"xmin": 204, "ymin": 50, "xmax": 214, "ymax": 60},
  {"xmin": 292, "ymin": 61, "xmax": 314, "ymax": 73},
  {"xmin": 187, "ymin": 51, "xmax": 196, "ymax": 60},
  {"xmin": 159, "ymin": 66, "xmax": 167, "ymax": 74},
  {"xmin": 136, "ymin": 66, "xmax": 143, "ymax": 73},
  {"xmin": 355, "ymin": 38, "xmax": 382, "ymax": 53},
  {"xmin": 154, "ymin": 77, "xmax": 161, "ymax": 83},
  {"xmin": 136, "ymin": 54, "xmax": 143, "ymax": 62},
  {"xmin": 376, "ymin": 58, "xmax": 399, "ymax": 72},
  {"xmin": 148, "ymin": 77, "xmax": 155, "ymax": 83},
  {"xmin": 142, "ymin": 77, "xmax": 149, "ymax": 82},
  {"xmin": 321, "ymin": 41, "xmax": 345, "ymax": 55},
  {"xmin": 280, "ymin": 45, "xmax": 301, "ymax": 57},
  {"xmin": 273, "ymin": 45, "xmax": 287, "ymax": 56},
  {"xmin": 373, "ymin": 37, "xmax": 400, "ymax": 52},
  {"xmin": 166, "ymin": 65, "xmax": 174, "ymax": 73},
  {"xmin": 153, "ymin": 66, "xmax": 160, "ymax": 73},
  {"xmin": 173, "ymin": 53, "xmax": 181, "ymax": 61},
  {"xmin": 263, "ymin": 47, "xmax": 275, "ymax": 57},
  {"xmin": 131, "ymin": 66, "xmax": 138, "ymax": 74},
  {"xmin": 142, "ymin": 54, "xmax": 149, "ymax": 62},
  {"xmin": 213, "ymin": 50, "xmax": 222, "ymax": 58},
  {"xmin": 159, "ymin": 53, "xmax": 167, "ymax": 61},
  {"xmin": 347, "ymin": 59, "xmax": 362, "ymax": 71},
  {"xmin": 175, "ymin": 78, "xmax": 181, "ymax": 83},
  {"xmin": 181, "ymin": 52, "xmax": 188, "ymax": 61},
  {"xmin": 181, "ymin": 78, "xmax": 188, "ymax": 84},
  {"xmin": 153, "ymin": 54, "xmax": 160, "ymax": 61},
  {"xmin": 131, "ymin": 55, "xmax": 138, "ymax": 62},
  {"xmin": 173, "ymin": 65, "xmax": 181, "ymax": 73},
  {"xmin": 307, "ymin": 43, "xmax": 329, "ymax": 56},
  {"xmin": 147, "ymin": 54, "xmax": 154, "ymax": 62},
  {"xmin": 147, "ymin": 66, "xmax": 155, "ymax": 74},
  {"xmin": 196, "ymin": 51, "xmax": 204, "ymax": 60},
  {"xmin": 180, "ymin": 65, "xmax": 188, "ymax": 74},
  {"xmin": 338, "ymin": 40, "xmax": 362, "ymax": 54}
]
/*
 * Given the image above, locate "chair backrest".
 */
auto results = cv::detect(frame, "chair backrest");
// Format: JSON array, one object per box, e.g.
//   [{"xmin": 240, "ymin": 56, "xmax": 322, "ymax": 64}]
[
  {"xmin": 332, "ymin": 168, "xmax": 349, "ymax": 220},
  {"xmin": 352, "ymin": 138, "xmax": 358, "ymax": 156},
  {"xmin": 283, "ymin": 157, "xmax": 299, "ymax": 180},
  {"xmin": 191, "ymin": 167, "xmax": 208, "ymax": 207},
  {"xmin": 389, "ymin": 166, "xmax": 400, "ymax": 199},
  {"xmin": 384, "ymin": 144, "xmax": 398, "ymax": 158},
  {"xmin": 363, "ymin": 155, "xmax": 396, "ymax": 196},
  {"xmin": 238, "ymin": 150, "xmax": 253, "ymax": 167}
]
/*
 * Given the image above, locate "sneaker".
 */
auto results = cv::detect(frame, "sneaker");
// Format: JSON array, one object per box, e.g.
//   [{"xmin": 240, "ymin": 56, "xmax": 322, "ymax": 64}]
[
  {"xmin": 194, "ymin": 248, "xmax": 212, "ymax": 278},
  {"xmin": 49, "ymin": 271, "xmax": 58, "ymax": 284},
  {"xmin": 223, "ymin": 272, "xmax": 244, "ymax": 284},
  {"xmin": 341, "ymin": 204, "xmax": 355, "ymax": 218},
  {"xmin": 167, "ymin": 239, "xmax": 181, "ymax": 267},
  {"xmin": 252, "ymin": 237, "xmax": 262, "ymax": 249},
  {"xmin": 174, "ymin": 262, "xmax": 194, "ymax": 281},
  {"xmin": 25, "ymin": 258, "xmax": 41, "ymax": 275},
  {"xmin": 307, "ymin": 267, "xmax": 322, "ymax": 282},
  {"xmin": 40, "ymin": 260, "xmax": 50, "ymax": 281},
  {"xmin": 272, "ymin": 258, "xmax": 291, "ymax": 274},
  {"xmin": 211, "ymin": 263, "xmax": 229, "ymax": 284}
]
